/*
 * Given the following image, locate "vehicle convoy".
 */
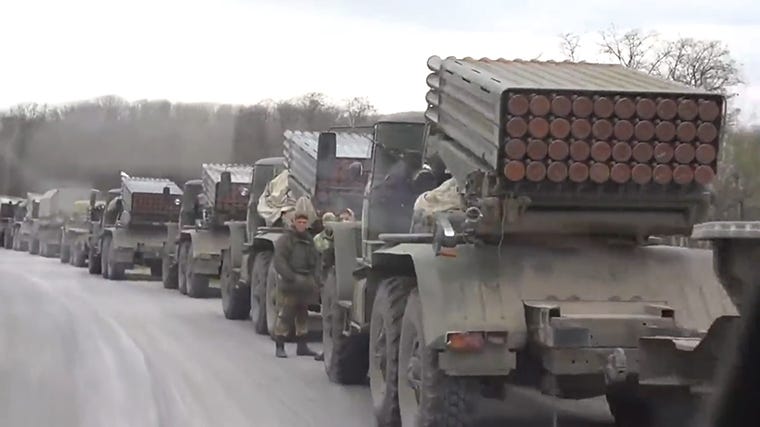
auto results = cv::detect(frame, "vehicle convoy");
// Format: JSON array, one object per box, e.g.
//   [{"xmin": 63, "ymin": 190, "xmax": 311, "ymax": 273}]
[
  {"xmin": 60, "ymin": 193, "xmax": 105, "ymax": 267},
  {"xmin": 89, "ymin": 173, "xmax": 182, "ymax": 280},
  {"xmin": 162, "ymin": 163, "xmax": 254, "ymax": 298},
  {"xmin": 27, "ymin": 187, "xmax": 94, "ymax": 258},
  {"xmin": 11, "ymin": 193, "xmax": 41, "ymax": 252},
  {"xmin": 1, "ymin": 195, "xmax": 23, "ymax": 248},
  {"xmin": 222, "ymin": 129, "xmax": 372, "ymax": 337},
  {"xmin": 312, "ymin": 56, "xmax": 737, "ymax": 427}
]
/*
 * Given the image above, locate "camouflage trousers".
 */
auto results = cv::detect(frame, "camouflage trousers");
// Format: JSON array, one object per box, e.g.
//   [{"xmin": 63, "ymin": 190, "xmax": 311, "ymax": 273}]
[{"xmin": 273, "ymin": 290, "xmax": 310, "ymax": 338}]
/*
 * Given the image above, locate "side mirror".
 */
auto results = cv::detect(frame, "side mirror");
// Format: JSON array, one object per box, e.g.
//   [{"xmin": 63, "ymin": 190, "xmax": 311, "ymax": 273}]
[
  {"xmin": 163, "ymin": 186, "xmax": 170, "ymax": 196},
  {"xmin": 219, "ymin": 171, "xmax": 232, "ymax": 199},
  {"xmin": 348, "ymin": 162, "xmax": 363, "ymax": 181}
]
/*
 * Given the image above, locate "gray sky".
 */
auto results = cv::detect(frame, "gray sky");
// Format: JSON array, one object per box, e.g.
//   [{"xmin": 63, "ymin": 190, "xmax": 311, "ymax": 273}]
[{"xmin": 1, "ymin": 0, "xmax": 758, "ymax": 122}]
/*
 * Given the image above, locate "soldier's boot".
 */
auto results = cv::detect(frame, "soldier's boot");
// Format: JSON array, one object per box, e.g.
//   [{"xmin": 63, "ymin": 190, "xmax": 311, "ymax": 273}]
[
  {"xmin": 314, "ymin": 352, "xmax": 324, "ymax": 361},
  {"xmin": 296, "ymin": 338, "xmax": 317, "ymax": 357},
  {"xmin": 275, "ymin": 338, "xmax": 287, "ymax": 358}
]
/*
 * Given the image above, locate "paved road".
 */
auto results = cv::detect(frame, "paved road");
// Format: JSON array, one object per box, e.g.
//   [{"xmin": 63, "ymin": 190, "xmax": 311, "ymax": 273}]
[{"xmin": 0, "ymin": 250, "xmax": 614, "ymax": 427}]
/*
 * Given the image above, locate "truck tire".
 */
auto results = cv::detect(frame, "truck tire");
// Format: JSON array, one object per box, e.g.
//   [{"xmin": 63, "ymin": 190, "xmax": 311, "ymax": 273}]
[
  {"xmin": 40, "ymin": 242, "xmax": 50, "ymax": 257},
  {"xmin": 3, "ymin": 230, "xmax": 11, "ymax": 248},
  {"xmin": 59, "ymin": 240, "xmax": 71, "ymax": 263},
  {"xmin": 88, "ymin": 243, "xmax": 101, "ymax": 274},
  {"xmin": 162, "ymin": 252, "xmax": 178, "ymax": 289},
  {"xmin": 30, "ymin": 239, "xmax": 40, "ymax": 255},
  {"xmin": 398, "ymin": 289, "xmax": 478, "ymax": 427},
  {"xmin": 101, "ymin": 235, "xmax": 125, "ymax": 280},
  {"xmin": 369, "ymin": 276, "xmax": 414, "ymax": 426},
  {"xmin": 178, "ymin": 242, "xmax": 188, "ymax": 295},
  {"xmin": 221, "ymin": 250, "xmax": 251, "ymax": 320},
  {"xmin": 185, "ymin": 243, "xmax": 210, "ymax": 298},
  {"xmin": 150, "ymin": 262, "xmax": 162, "ymax": 278},
  {"xmin": 72, "ymin": 246, "xmax": 87, "ymax": 268},
  {"xmin": 250, "ymin": 250, "xmax": 273, "ymax": 334},
  {"xmin": 322, "ymin": 269, "xmax": 369, "ymax": 385}
]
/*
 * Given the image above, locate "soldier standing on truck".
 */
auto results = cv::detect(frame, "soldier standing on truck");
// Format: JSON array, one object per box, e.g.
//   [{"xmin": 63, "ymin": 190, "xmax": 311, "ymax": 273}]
[{"xmin": 273, "ymin": 199, "xmax": 320, "ymax": 359}]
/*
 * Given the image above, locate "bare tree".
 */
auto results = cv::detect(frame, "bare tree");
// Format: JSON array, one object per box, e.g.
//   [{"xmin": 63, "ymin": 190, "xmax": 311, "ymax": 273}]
[
  {"xmin": 344, "ymin": 97, "xmax": 376, "ymax": 127},
  {"xmin": 659, "ymin": 38, "xmax": 742, "ymax": 94},
  {"xmin": 559, "ymin": 32, "xmax": 581, "ymax": 62},
  {"xmin": 598, "ymin": 27, "xmax": 668, "ymax": 73}
]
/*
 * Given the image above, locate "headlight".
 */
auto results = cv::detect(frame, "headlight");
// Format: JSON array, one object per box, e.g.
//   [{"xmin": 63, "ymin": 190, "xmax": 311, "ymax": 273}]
[
  {"xmin": 174, "ymin": 198, "xmax": 181, "ymax": 206},
  {"xmin": 240, "ymin": 187, "xmax": 249, "ymax": 197}
]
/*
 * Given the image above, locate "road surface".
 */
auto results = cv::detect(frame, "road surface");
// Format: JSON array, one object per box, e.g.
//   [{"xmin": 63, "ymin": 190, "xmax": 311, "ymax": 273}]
[{"xmin": 0, "ymin": 249, "xmax": 613, "ymax": 427}]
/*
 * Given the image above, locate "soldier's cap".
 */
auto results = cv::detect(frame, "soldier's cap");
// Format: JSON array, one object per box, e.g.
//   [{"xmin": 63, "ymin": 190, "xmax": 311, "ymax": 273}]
[{"xmin": 322, "ymin": 212, "xmax": 337, "ymax": 223}]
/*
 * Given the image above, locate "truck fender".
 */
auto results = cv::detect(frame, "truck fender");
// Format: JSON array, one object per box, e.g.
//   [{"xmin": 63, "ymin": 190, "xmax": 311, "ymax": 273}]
[
  {"xmin": 331, "ymin": 221, "xmax": 363, "ymax": 301},
  {"xmin": 226, "ymin": 221, "xmax": 247, "ymax": 269},
  {"xmin": 165, "ymin": 222, "xmax": 179, "ymax": 256},
  {"xmin": 180, "ymin": 229, "xmax": 230, "ymax": 259},
  {"xmin": 252, "ymin": 232, "xmax": 280, "ymax": 253},
  {"xmin": 371, "ymin": 243, "xmax": 521, "ymax": 350}
]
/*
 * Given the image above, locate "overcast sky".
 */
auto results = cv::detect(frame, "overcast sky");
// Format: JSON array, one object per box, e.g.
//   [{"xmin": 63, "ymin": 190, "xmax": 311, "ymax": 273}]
[{"xmin": 1, "ymin": 0, "xmax": 758, "ymax": 122}]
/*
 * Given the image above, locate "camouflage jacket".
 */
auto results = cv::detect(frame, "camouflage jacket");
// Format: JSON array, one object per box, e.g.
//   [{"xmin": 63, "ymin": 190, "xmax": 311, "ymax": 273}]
[
  {"xmin": 313, "ymin": 230, "xmax": 333, "ymax": 253},
  {"xmin": 273, "ymin": 228, "xmax": 319, "ymax": 294}
]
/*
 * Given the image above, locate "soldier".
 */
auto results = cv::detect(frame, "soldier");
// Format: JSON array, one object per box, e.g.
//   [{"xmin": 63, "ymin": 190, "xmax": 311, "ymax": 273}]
[
  {"xmin": 272, "ymin": 201, "xmax": 320, "ymax": 359},
  {"xmin": 313, "ymin": 212, "xmax": 337, "ymax": 253},
  {"xmin": 338, "ymin": 208, "xmax": 355, "ymax": 222}
]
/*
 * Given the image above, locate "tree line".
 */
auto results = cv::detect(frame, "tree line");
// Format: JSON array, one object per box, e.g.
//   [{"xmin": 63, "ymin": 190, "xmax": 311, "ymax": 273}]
[{"xmin": 0, "ymin": 94, "xmax": 378, "ymax": 195}]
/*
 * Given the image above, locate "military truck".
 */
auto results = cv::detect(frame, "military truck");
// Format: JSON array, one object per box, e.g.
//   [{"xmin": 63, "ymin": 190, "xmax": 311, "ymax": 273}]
[
  {"xmin": 1, "ymin": 195, "xmax": 23, "ymax": 248},
  {"xmin": 92, "ymin": 173, "xmax": 182, "ymax": 280},
  {"xmin": 12, "ymin": 193, "xmax": 41, "ymax": 252},
  {"xmin": 60, "ymin": 192, "xmax": 105, "ymax": 267},
  {"xmin": 221, "ymin": 129, "xmax": 372, "ymax": 337},
  {"xmin": 28, "ymin": 187, "xmax": 94, "ymax": 258},
  {"xmin": 166, "ymin": 164, "xmax": 254, "ymax": 298},
  {"xmin": 87, "ymin": 188, "xmax": 121, "ymax": 274},
  {"xmin": 317, "ymin": 56, "xmax": 736, "ymax": 427},
  {"xmin": 219, "ymin": 157, "xmax": 285, "ymax": 318}
]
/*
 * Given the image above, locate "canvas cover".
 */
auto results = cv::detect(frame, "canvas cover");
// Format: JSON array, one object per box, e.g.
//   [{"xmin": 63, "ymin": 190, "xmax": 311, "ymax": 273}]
[{"xmin": 257, "ymin": 170, "xmax": 297, "ymax": 227}]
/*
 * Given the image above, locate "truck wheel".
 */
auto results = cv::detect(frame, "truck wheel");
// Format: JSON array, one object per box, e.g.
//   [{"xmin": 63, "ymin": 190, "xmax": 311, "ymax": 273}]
[
  {"xmin": 221, "ymin": 250, "xmax": 251, "ymax": 320},
  {"xmin": 162, "ymin": 252, "xmax": 178, "ymax": 289},
  {"xmin": 322, "ymin": 269, "xmax": 369, "ymax": 385},
  {"xmin": 150, "ymin": 262, "xmax": 162, "ymax": 278},
  {"xmin": 398, "ymin": 289, "xmax": 478, "ymax": 427},
  {"xmin": 73, "ymin": 246, "xmax": 87, "ymax": 268},
  {"xmin": 59, "ymin": 241, "xmax": 71, "ymax": 263},
  {"xmin": 250, "ymin": 251, "xmax": 273, "ymax": 334},
  {"xmin": 30, "ymin": 239, "xmax": 40, "ymax": 255},
  {"xmin": 88, "ymin": 243, "xmax": 102, "ymax": 274},
  {"xmin": 40, "ymin": 242, "xmax": 50, "ymax": 257},
  {"xmin": 369, "ymin": 276, "xmax": 414, "ymax": 426},
  {"xmin": 185, "ymin": 244, "xmax": 210, "ymax": 298},
  {"xmin": 101, "ymin": 235, "xmax": 125, "ymax": 280},
  {"xmin": 178, "ymin": 242, "xmax": 188, "ymax": 295}
]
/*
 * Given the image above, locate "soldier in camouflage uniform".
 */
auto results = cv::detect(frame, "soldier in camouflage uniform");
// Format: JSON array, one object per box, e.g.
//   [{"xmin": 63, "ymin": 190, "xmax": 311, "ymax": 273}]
[{"xmin": 272, "ymin": 206, "xmax": 320, "ymax": 359}]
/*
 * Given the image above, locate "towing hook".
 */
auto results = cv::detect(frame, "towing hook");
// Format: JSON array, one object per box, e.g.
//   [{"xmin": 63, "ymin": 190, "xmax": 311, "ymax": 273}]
[{"xmin": 604, "ymin": 348, "xmax": 628, "ymax": 385}]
